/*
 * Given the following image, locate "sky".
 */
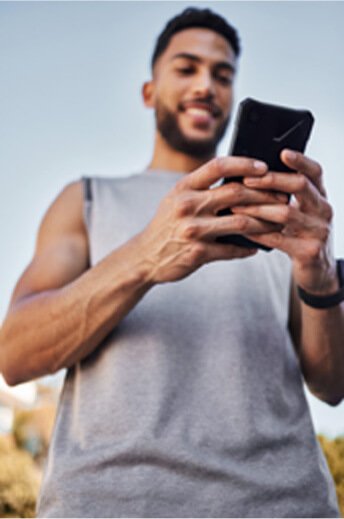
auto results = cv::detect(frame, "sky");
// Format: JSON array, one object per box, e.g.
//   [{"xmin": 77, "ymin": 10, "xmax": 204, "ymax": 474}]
[{"xmin": 0, "ymin": 0, "xmax": 343, "ymax": 437}]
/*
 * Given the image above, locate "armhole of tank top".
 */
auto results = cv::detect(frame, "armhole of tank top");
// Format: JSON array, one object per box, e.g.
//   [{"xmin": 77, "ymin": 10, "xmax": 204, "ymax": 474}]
[
  {"xmin": 82, "ymin": 176, "xmax": 92, "ymax": 202},
  {"xmin": 81, "ymin": 176, "xmax": 93, "ymax": 234}
]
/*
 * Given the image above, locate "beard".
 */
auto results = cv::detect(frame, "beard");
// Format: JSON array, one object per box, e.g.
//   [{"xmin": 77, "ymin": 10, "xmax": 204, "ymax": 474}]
[{"xmin": 155, "ymin": 98, "xmax": 230, "ymax": 159}]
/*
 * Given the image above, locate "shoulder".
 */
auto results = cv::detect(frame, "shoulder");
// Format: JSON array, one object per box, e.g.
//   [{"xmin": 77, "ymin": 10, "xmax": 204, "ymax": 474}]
[
  {"xmin": 38, "ymin": 180, "xmax": 85, "ymax": 237},
  {"xmin": 33, "ymin": 180, "xmax": 88, "ymax": 259},
  {"xmin": 7, "ymin": 181, "xmax": 89, "ymax": 310},
  {"xmin": 48, "ymin": 180, "xmax": 84, "ymax": 213}
]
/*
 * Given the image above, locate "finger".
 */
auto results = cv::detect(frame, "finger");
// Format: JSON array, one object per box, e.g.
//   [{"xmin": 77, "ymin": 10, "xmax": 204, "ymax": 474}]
[
  {"xmin": 280, "ymin": 149, "xmax": 327, "ymax": 196},
  {"xmin": 244, "ymin": 171, "xmax": 322, "ymax": 214},
  {"xmin": 197, "ymin": 214, "xmax": 283, "ymax": 240},
  {"xmin": 203, "ymin": 242, "xmax": 258, "ymax": 263},
  {"xmin": 243, "ymin": 232, "xmax": 322, "ymax": 261},
  {"xmin": 183, "ymin": 156, "xmax": 268, "ymax": 191},
  {"xmin": 243, "ymin": 170, "xmax": 310, "ymax": 195},
  {"xmin": 243, "ymin": 171, "xmax": 326, "ymax": 216},
  {"xmin": 202, "ymin": 182, "xmax": 288, "ymax": 215},
  {"xmin": 232, "ymin": 204, "xmax": 330, "ymax": 240}
]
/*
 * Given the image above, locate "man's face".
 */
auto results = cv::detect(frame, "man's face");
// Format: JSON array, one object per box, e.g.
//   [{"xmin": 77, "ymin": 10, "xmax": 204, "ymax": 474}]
[{"xmin": 149, "ymin": 28, "xmax": 237, "ymax": 158}]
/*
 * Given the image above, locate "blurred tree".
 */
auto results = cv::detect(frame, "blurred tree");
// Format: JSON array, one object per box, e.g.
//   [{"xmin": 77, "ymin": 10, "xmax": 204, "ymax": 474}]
[
  {"xmin": 13, "ymin": 405, "xmax": 56, "ymax": 468},
  {"xmin": 0, "ymin": 417, "xmax": 343, "ymax": 517},
  {"xmin": 0, "ymin": 435, "xmax": 40, "ymax": 518},
  {"xmin": 318, "ymin": 435, "xmax": 344, "ymax": 516}
]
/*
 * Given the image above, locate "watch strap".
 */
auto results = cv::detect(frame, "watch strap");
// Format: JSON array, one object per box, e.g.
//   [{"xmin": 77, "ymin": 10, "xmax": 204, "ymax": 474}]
[{"xmin": 297, "ymin": 259, "xmax": 344, "ymax": 309}]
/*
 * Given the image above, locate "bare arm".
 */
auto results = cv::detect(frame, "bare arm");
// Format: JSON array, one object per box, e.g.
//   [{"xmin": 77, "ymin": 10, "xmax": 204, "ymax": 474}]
[
  {"xmin": 233, "ymin": 150, "xmax": 344, "ymax": 405},
  {"xmin": 0, "ymin": 158, "xmax": 283, "ymax": 386},
  {"xmin": 289, "ymin": 276, "xmax": 344, "ymax": 406},
  {"xmin": 0, "ymin": 181, "xmax": 155, "ymax": 385}
]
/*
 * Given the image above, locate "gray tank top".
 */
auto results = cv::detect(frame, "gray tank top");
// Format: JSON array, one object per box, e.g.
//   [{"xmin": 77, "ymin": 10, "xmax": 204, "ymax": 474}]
[{"xmin": 36, "ymin": 170, "xmax": 340, "ymax": 518}]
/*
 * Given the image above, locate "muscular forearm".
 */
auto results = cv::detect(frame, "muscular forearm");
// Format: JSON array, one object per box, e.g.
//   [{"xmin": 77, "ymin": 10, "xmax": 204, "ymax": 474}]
[
  {"xmin": 299, "ymin": 300, "xmax": 344, "ymax": 406},
  {"xmin": 0, "ymin": 158, "xmax": 297, "ymax": 386},
  {"xmin": 237, "ymin": 149, "xmax": 344, "ymax": 405},
  {"xmin": 0, "ymin": 236, "xmax": 154, "ymax": 385}
]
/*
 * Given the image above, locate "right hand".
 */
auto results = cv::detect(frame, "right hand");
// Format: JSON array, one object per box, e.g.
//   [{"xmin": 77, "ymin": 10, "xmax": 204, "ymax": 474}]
[{"xmin": 137, "ymin": 157, "xmax": 286, "ymax": 284}]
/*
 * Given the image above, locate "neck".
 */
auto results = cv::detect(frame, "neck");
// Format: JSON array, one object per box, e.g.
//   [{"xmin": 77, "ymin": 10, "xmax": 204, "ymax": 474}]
[{"xmin": 146, "ymin": 131, "xmax": 214, "ymax": 174}]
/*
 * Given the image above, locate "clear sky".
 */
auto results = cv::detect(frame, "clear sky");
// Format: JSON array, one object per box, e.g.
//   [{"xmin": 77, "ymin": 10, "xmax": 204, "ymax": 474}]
[{"xmin": 0, "ymin": 1, "xmax": 343, "ymax": 437}]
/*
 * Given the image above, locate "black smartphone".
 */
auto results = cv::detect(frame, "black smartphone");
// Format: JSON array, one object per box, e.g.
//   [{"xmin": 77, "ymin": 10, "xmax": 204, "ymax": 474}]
[{"xmin": 216, "ymin": 98, "xmax": 314, "ymax": 251}]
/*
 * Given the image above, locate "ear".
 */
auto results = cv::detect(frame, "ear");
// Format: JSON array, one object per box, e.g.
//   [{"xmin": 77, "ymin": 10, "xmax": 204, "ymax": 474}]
[{"xmin": 142, "ymin": 80, "xmax": 155, "ymax": 108}]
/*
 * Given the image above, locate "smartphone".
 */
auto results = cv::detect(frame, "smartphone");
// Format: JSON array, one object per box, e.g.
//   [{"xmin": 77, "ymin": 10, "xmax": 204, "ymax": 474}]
[{"xmin": 216, "ymin": 98, "xmax": 314, "ymax": 251}]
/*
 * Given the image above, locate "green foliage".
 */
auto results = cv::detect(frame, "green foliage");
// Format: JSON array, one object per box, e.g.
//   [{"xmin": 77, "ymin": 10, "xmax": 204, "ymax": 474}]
[{"xmin": 318, "ymin": 434, "xmax": 344, "ymax": 516}]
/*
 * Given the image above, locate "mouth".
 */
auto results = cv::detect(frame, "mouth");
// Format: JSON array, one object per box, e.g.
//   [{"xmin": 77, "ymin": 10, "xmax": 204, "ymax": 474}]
[{"xmin": 180, "ymin": 101, "xmax": 222, "ymax": 125}]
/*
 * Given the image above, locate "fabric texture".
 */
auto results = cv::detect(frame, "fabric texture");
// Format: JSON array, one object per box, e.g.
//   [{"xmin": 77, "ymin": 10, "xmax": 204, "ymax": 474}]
[{"xmin": 36, "ymin": 170, "xmax": 341, "ymax": 518}]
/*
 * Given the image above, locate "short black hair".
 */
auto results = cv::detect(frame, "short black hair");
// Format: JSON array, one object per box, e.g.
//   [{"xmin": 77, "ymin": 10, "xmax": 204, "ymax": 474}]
[{"xmin": 151, "ymin": 7, "xmax": 241, "ymax": 69}]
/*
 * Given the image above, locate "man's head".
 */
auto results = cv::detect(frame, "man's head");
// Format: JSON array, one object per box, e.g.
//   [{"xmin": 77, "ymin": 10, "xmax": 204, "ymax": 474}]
[{"xmin": 143, "ymin": 8, "xmax": 240, "ymax": 159}]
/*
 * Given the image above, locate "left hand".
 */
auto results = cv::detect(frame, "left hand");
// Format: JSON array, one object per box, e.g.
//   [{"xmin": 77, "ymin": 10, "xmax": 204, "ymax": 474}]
[{"xmin": 231, "ymin": 149, "xmax": 338, "ymax": 294}]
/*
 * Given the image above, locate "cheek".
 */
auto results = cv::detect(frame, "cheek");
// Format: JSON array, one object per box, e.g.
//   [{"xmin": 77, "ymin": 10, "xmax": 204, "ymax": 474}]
[
  {"xmin": 155, "ymin": 79, "xmax": 186, "ymax": 108},
  {"xmin": 220, "ymin": 89, "xmax": 233, "ymax": 115}
]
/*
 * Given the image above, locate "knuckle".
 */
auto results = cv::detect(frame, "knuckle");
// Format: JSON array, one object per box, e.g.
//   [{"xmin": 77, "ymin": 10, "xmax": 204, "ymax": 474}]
[
  {"xmin": 313, "ymin": 161, "xmax": 323, "ymax": 179},
  {"xmin": 228, "ymin": 182, "xmax": 244, "ymax": 199},
  {"xmin": 173, "ymin": 179, "xmax": 186, "ymax": 194},
  {"xmin": 280, "ymin": 204, "xmax": 293, "ymax": 222},
  {"xmin": 296, "ymin": 175, "xmax": 308, "ymax": 191},
  {"xmin": 233, "ymin": 214, "xmax": 249, "ymax": 232},
  {"xmin": 307, "ymin": 241, "xmax": 322, "ymax": 260},
  {"xmin": 323, "ymin": 202, "xmax": 334, "ymax": 223},
  {"xmin": 181, "ymin": 219, "xmax": 199, "ymax": 240},
  {"xmin": 210, "ymin": 156, "xmax": 226, "ymax": 177},
  {"xmin": 175, "ymin": 195, "xmax": 194, "ymax": 217},
  {"xmin": 190, "ymin": 243, "xmax": 206, "ymax": 264}
]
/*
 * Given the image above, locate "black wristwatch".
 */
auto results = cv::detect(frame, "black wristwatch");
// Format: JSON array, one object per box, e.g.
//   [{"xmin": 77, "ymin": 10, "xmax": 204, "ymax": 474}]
[{"xmin": 297, "ymin": 259, "xmax": 344, "ymax": 309}]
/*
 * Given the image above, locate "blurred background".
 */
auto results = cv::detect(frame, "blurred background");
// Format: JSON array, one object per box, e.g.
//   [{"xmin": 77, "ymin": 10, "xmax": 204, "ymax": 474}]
[{"xmin": 0, "ymin": 1, "xmax": 343, "ymax": 516}]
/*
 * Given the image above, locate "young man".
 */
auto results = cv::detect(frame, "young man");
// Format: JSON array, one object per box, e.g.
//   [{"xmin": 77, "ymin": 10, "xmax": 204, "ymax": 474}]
[{"xmin": 0, "ymin": 7, "xmax": 343, "ymax": 517}]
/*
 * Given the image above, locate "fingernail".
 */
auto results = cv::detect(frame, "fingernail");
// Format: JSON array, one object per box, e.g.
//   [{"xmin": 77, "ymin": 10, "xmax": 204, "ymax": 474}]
[
  {"xmin": 245, "ymin": 177, "xmax": 260, "ymax": 186},
  {"xmin": 253, "ymin": 160, "xmax": 267, "ymax": 172},
  {"xmin": 285, "ymin": 150, "xmax": 296, "ymax": 161}
]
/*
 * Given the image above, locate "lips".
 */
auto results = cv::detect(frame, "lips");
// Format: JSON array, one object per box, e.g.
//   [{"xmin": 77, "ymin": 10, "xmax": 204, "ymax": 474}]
[
  {"xmin": 186, "ymin": 107, "xmax": 214, "ymax": 118},
  {"xmin": 180, "ymin": 101, "xmax": 222, "ymax": 126},
  {"xmin": 180, "ymin": 100, "xmax": 221, "ymax": 118}
]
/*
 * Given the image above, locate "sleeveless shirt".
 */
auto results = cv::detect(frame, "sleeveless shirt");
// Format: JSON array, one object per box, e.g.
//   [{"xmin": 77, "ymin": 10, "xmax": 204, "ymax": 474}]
[{"xmin": 36, "ymin": 170, "xmax": 340, "ymax": 518}]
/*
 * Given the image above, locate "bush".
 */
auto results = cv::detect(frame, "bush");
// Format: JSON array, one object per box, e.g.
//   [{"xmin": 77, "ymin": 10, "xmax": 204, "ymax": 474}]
[
  {"xmin": 0, "ymin": 436, "xmax": 41, "ymax": 518},
  {"xmin": 318, "ymin": 435, "xmax": 344, "ymax": 516},
  {"xmin": 12, "ymin": 406, "xmax": 56, "ymax": 467},
  {"xmin": 0, "ymin": 425, "xmax": 343, "ymax": 517}
]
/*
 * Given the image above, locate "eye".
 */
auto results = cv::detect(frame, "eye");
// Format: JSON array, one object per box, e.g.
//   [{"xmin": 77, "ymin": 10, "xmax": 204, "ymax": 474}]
[
  {"xmin": 216, "ymin": 75, "xmax": 232, "ymax": 86},
  {"xmin": 177, "ymin": 67, "xmax": 195, "ymax": 75}
]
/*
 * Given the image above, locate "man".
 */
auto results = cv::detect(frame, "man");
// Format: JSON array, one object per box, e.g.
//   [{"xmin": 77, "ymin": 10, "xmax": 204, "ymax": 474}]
[{"xmin": 0, "ymin": 7, "xmax": 343, "ymax": 517}]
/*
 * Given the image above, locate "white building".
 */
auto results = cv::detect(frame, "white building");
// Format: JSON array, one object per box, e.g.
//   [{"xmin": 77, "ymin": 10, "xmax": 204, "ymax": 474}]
[{"xmin": 0, "ymin": 375, "xmax": 37, "ymax": 433}]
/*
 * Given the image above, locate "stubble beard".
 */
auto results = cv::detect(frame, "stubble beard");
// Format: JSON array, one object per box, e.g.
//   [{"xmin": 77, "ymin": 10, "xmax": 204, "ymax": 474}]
[{"xmin": 155, "ymin": 98, "xmax": 230, "ymax": 160}]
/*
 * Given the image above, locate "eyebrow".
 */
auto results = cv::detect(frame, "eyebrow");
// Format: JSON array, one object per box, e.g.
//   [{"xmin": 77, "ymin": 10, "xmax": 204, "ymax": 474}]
[{"xmin": 171, "ymin": 52, "xmax": 236, "ymax": 74}]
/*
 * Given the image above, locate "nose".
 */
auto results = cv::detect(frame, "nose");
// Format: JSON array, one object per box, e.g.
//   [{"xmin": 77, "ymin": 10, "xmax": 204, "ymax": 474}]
[{"xmin": 191, "ymin": 70, "xmax": 215, "ymax": 99}]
